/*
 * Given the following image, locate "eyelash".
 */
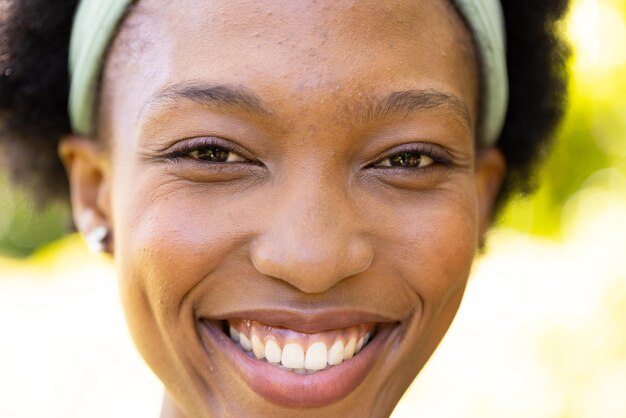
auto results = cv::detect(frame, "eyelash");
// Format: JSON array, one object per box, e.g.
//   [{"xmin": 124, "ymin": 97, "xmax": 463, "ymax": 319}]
[
  {"xmin": 368, "ymin": 143, "xmax": 453, "ymax": 170},
  {"xmin": 164, "ymin": 138, "xmax": 452, "ymax": 171},
  {"xmin": 164, "ymin": 137, "xmax": 256, "ymax": 165}
]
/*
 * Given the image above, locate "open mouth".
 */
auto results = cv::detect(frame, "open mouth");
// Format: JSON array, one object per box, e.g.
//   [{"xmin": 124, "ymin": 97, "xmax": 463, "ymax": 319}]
[
  {"xmin": 199, "ymin": 315, "xmax": 397, "ymax": 407},
  {"xmin": 225, "ymin": 319, "xmax": 376, "ymax": 374}
]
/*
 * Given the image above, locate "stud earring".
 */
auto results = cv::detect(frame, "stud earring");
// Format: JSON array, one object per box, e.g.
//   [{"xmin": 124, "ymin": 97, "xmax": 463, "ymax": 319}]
[{"xmin": 85, "ymin": 225, "xmax": 109, "ymax": 253}]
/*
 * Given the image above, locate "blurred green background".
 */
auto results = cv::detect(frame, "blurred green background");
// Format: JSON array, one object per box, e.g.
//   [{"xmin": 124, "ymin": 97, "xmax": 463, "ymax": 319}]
[
  {"xmin": 0, "ymin": 181, "xmax": 69, "ymax": 257},
  {"xmin": 0, "ymin": 0, "xmax": 625, "ymax": 417},
  {"xmin": 501, "ymin": 0, "xmax": 626, "ymax": 237}
]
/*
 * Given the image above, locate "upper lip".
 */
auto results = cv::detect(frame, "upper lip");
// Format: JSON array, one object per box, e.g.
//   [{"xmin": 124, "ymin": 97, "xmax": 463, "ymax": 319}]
[{"xmin": 205, "ymin": 308, "xmax": 400, "ymax": 333}]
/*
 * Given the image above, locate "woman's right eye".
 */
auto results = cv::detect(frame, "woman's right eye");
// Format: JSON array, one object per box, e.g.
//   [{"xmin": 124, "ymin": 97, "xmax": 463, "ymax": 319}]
[
  {"xmin": 162, "ymin": 136, "xmax": 255, "ymax": 165},
  {"xmin": 158, "ymin": 138, "xmax": 265, "ymax": 182},
  {"xmin": 187, "ymin": 145, "xmax": 247, "ymax": 163}
]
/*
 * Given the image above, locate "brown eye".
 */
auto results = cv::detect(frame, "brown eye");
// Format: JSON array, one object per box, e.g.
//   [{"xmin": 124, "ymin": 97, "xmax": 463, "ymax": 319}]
[
  {"xmin": 376, "ymin": 151, "xmax": 434, "ymax": 168},
  {"xmin": 189, "ymin": 146, "xmax": 246, "ymax": 163}
]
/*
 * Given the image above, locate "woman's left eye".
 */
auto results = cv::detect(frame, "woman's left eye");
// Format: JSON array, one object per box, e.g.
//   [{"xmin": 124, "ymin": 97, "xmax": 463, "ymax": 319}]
[
  {"xmin": 188, "ymin": 146, "xmax": 247, "ymax": 163},
  {"xmin": 375, "ymin": 151, "xmax": 435, "ymax": 168}
]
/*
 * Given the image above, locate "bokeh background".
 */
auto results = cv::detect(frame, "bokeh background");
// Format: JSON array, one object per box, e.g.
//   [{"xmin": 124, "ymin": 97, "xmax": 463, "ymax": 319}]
[{"xmin": 1, "ymin": 0, "xmax": 625, "ymax": 416}]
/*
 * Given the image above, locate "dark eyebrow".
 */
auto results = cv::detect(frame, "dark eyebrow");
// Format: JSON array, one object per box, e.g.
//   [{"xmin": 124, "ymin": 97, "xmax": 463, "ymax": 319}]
[
  {"xmin": 357, "ymin": 89, "xmax": 473, "ymax": 128},
  {"xmin": 140, "ymin": 83, "xmax": 270, "ymax": 119},
  {"xmin": 140, "ymin": 84, "xmax": 470, "ymax": 130}
]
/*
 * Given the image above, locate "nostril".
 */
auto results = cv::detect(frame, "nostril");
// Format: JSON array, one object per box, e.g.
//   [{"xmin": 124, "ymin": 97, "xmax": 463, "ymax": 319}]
[{"xmin": 249, "ymin": 235, "xmax": 374, "ymax": 293}]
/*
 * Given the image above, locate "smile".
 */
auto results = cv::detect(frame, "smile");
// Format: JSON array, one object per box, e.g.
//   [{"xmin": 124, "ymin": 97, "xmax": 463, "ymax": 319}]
[
  {"xmin": 227, "ymin": 319, "xmax": 376, "ymax": 374},
  {"xmin": 199, "ymin": 312, "xmax": 399, "ymax": 407}
]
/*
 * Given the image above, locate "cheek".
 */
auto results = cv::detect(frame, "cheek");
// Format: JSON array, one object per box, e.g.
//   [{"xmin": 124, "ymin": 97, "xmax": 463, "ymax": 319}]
[
  {"xmin": 419, "ymin": 205, "xmax": 477, "ymax": 295},
  {"xmin": 114, "ymin": 185, "xmax": 251, "ymax": 309},
  {"xmin": 109, "ymin": 166, "xmax": 258, "ymax": 348},
  {"xmin": 110, "ymin": 177, "xmax": 264, "ymax": 389},
  {"xmin": 379, "ymin": 185, "xmax": 479, "ymax": 310},
  {"xmin": 356, "ymin": 183, "xmax": 479, "ymax": 403}
]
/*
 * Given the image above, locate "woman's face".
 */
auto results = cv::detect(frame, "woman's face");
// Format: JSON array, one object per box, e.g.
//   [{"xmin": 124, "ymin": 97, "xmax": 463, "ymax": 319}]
[{"xmin": 64, "ymin": 0, "xmax": 504, "ymax": 416}]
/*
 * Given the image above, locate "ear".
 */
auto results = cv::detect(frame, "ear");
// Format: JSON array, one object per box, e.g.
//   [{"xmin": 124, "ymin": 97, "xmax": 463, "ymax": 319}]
[
  {"xmin": 474, "ymin": 146, "xmax": 506, "ymax": 239},
  {"xmin": 58, "ymin": 136, "xmax": 114, "ymax": 254}
]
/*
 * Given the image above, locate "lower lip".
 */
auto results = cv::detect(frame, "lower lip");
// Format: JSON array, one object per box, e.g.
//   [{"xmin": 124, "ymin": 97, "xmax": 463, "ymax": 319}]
[{"xmin": 200, "ymin": 320, "xmax": 396, "ymax": 408}]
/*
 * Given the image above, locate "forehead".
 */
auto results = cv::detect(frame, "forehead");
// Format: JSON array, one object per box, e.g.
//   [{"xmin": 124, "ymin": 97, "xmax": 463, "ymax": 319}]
[
  {"xmin": 101, "ymin": 0, "xmax": 478, "ymax": 137},
  {"xmin": 119, "ymin": 0, "xmax": 471, "ymax": 50}
]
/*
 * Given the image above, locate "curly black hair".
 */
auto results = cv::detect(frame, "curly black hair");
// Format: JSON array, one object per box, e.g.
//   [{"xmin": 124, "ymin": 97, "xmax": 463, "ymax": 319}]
[{"xmin": 0, "ymin": 0, "xmax": 570, "ymax": 211}]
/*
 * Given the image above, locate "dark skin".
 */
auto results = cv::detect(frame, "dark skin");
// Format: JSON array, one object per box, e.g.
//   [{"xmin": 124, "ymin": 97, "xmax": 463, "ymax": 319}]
[{"xmin": 59, "ymin": 0, "xmax": 505, "ymax": 416}]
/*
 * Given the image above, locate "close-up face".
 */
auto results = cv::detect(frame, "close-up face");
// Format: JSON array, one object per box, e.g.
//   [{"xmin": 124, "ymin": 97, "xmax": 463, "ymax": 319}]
[{"xmin": 64, "ymin": 0, "xmax": 505, "ymax": 416}]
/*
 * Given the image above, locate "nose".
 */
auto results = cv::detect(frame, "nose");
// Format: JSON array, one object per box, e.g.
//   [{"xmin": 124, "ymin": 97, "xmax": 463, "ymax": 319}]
[{"xmin": 250, "ymin": 182, "xmax": 373, "ymax": 294}]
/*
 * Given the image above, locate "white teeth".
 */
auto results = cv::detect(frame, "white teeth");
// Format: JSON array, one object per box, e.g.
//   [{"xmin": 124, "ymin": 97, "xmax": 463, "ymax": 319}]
[
  {"xmin": 229, "ymin": 326, "xmax": 240, "ymax": 342},
  {"xmin": 281, "ymin": 343, "xmax": 305, "ymax": 369},
  {"xmin": 251, "ymin": 334, "xmax": 265, "ymax": 359},
  {"xmin": 239, "ymin": 333, "xmax": 252, "ymax": 351},
  {"xmin": 328, "ymin": 340, "xmax": 344, "ymax": 366},
  {"xmin": 305, "ymin": 342, "xmax": 328, "ymax": 370},
  {"xmin": 344, "ymin": 337, "xmax": 357, "ymax": 359},
  {"xmin": 355, "ymin": 336, "xmax": 364, "ymax": 353},
  {"xmin": 265, "ymin": 339, "xmax": 282, "ymax": 363},
  {"xmin": 227, "ymin": 321, "xmax": 376, "ymax": 373}
]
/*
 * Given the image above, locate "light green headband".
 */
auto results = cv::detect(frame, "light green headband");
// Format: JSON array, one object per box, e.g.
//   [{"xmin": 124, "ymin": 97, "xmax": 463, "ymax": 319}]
[{"xmin": 69, "ymin": 0, "xmax": 508, "ymax": 145}]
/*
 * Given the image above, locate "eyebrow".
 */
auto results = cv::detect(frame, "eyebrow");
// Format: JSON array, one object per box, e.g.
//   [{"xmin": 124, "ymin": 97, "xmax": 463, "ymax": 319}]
[
  {"xmin": 140, "ymin": 83, "xmax": 271, "ymax": 119},
  {"xmin": 140, "ymin": 83, "xmax": 471, "ymax": 128},
  {"xmin": 356, "ymin": 89, "xmax": 473, "ymax": 128}
]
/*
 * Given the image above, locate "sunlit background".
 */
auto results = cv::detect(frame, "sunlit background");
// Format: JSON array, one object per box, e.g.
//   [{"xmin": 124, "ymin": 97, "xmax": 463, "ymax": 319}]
[{"xmin": 1, "ymin": 0, "xmax": 625, "ymax": 416}]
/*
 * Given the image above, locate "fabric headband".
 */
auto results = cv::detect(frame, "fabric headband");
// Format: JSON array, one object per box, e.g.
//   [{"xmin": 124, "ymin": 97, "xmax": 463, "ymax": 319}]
[{"xmin": 69, "ymin": 0, "xmax": 508, "ymax": 145}]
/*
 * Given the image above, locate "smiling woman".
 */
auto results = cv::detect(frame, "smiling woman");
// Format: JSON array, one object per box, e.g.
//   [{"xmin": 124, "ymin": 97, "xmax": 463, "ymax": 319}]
[{"xmin": 0, "ymin": 0, "xmax": 569, "ymax": 416}]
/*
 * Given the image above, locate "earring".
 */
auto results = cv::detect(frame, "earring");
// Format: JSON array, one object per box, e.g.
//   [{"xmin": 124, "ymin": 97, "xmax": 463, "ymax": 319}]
[{"xmin": 85, "ymin": 225, "xmax": 109, "ymax": 253}]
